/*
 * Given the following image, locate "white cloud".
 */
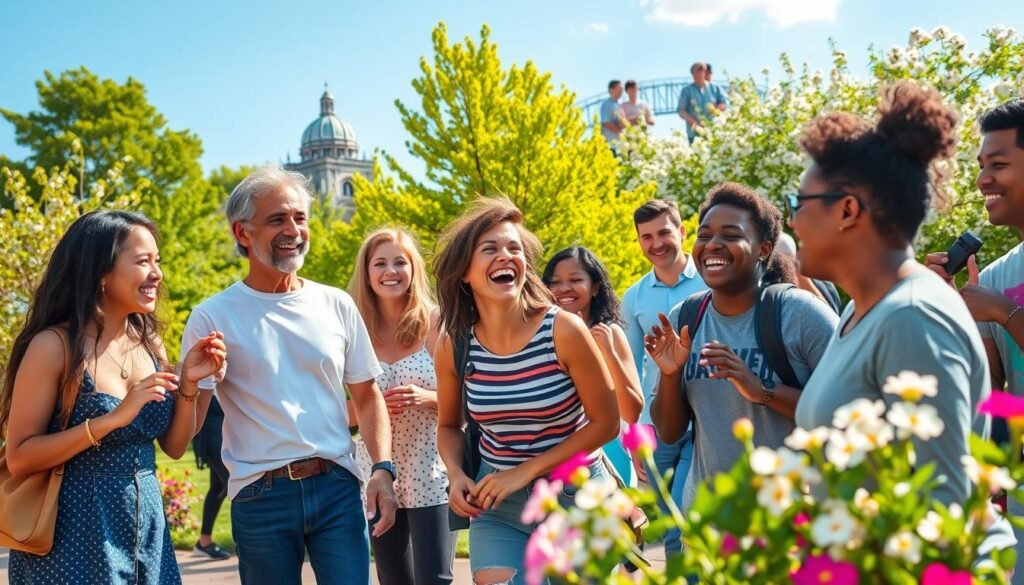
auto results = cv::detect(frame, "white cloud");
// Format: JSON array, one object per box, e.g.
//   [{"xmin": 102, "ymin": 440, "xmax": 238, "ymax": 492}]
[
  {"xmin": 645, "ymin": 0, "xmax": 839, "ymax": 28},
  {"xmin": 588, "ymin": 21, "xmax": 611, "ymax": 34}
]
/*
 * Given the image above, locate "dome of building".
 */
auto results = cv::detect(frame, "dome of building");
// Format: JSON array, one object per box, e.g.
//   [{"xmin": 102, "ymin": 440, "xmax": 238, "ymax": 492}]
[{"xmin": 299, "ymin": 88, "xmax": 358, "ymax": 161}]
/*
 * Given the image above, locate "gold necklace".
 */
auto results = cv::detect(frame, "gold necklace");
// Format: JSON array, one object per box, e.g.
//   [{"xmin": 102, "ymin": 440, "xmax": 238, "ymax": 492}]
[{"xmin": 103, "ymin": 343, "xmax": 132, "ymax": 380}]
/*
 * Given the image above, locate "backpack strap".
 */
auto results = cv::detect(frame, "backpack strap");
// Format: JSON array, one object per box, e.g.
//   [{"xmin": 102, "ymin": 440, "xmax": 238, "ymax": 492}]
[
  {"xmin": 676, "ymin": 290, "xmax": 713, "ymax": 339},
  {"xmin": 451, "ymin": 331, "xmax": 482, "ymax": 476},
  {"xmin": 754, "ymin": 284, "xmax": 802, "ymax": 389}
]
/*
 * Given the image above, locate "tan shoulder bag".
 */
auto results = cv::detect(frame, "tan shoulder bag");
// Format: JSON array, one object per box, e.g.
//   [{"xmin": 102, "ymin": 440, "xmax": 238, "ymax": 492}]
[{"xmin": 0, "ymin": 328, "xmax": 73, "ymax": 555}]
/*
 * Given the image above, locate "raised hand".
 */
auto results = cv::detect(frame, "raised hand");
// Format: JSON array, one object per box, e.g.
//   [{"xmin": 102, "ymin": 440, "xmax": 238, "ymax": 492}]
[
  {"xmin": 699, "ymin": 342, "xmax": 762, "ymax": 402},
  {"xmin": 384, "ymin": 384, "xmax": 437, "ymax": 415},
  {"xmin": 960, "ymin": 255, "xmax": 1013, "ymax": 323},
  {"xmin": 644, "ymin": 312, "xmax": 692, "ymax": 376},
  {"xmin": 181, "ymin": 332, "xmax": 226, "ymax": 384},
  {"xmin": 111, "ymin": 372, "xmax": 178, "ymax": 426}
]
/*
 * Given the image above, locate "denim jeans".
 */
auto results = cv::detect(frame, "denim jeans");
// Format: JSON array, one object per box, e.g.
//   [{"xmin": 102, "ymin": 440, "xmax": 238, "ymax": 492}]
[
  {"xmin": 644, "ymin": 429, "xmax": 693, "ymax": 555},
  {"xmin": 469, "ymin": 460, "xmax": 607, "ymax": 585},
  {"xmin": 231, "ymin": 465, "xmax": 370, "ymax": 585}
]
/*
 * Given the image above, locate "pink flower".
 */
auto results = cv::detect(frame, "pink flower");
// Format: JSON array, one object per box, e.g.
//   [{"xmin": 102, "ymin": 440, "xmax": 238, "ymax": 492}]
[
  {"xmin": 791, "ymin": 554, "xmax": 858, "ymax": 585},
  {"xmin": 524, "ymin": 513, "xmax": 579, "ymax": 585},
  {"xmin": 721, "ymin": 533, "xmax": 739, "ymax": 557},
  {"xmin": 793, "ymin": 512, "xmax": 810, "ymax": 548},
  {"xmin": 550, "ymin": 452, "xmax": 592, "ymax": 485},
  {"xmin": 921, "ymin": 563, "xmax": 971, "ymax": 585},
  {"xmin": 979, "ymin": 391, "xmax": 1024, "ymax": 421},
  {"xmin": 622, "ymin": 424, "xmax": 657, "ymax": 457},
  {"xmin": 521, "ymin": 478, "xmax": 563, "ymax": 524}
]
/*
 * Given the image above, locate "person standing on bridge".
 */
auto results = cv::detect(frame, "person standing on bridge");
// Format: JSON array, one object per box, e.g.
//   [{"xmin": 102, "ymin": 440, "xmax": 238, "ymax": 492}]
[
  {"xmin": 600, "ymin": 79, "xmax": 626, "ymax": 155},
  {"xmin": 678, "ymin": 62, "xmax": 728, "ymax": 143},
  {"xmin": 621, "ymin": 80, "xmax": 655, "ymax": 132}
]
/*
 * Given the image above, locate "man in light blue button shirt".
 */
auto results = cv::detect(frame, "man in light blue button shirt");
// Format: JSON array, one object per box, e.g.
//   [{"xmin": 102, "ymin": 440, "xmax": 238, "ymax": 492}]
[{"xmin": 620, "ymin": 199, "xmax": 707, "ymax": 556}]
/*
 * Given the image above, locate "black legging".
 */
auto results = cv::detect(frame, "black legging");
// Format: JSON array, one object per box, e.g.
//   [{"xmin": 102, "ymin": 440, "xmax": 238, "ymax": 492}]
[
  {"xmin": 370, "ymin": 504, "xmax": 457, "ymax": 585},
  {"xmin": 200, "ymin": 449, "xmax": 229, "ymax": 535}
]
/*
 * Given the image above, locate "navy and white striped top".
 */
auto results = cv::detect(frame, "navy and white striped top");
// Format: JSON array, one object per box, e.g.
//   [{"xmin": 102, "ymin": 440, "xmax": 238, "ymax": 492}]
[{"xmin": 466, "ymin": 307, "xmax": 586, "ymax": 470}]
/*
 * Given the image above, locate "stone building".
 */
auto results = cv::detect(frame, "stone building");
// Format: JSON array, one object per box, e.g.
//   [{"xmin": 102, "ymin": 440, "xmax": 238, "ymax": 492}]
[{"xmin": 284, "ymin": 87, "xmax": 372, "ymax": 215}]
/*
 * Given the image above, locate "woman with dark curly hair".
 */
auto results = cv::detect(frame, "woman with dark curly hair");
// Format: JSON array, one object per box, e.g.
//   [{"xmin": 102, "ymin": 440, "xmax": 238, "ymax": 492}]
[
  {"xmin": 543, "ymin": 246, "xmax": 644, "ymax": 484},
  {"xmin": 790, "ymin": 81, "xmax": 1015, "ymax": 555}
]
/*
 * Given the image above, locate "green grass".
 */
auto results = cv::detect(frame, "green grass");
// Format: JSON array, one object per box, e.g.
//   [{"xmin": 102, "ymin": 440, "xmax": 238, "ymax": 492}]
[{"xmin": 155, "ymin": 448, "xmax": 470, "ymax": 557}]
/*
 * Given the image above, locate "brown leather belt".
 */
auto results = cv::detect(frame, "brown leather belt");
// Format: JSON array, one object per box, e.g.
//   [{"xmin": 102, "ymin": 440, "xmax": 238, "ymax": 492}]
[{"xmin": 266, "ymin": 457, "xmax": 337, "ymax": 480}]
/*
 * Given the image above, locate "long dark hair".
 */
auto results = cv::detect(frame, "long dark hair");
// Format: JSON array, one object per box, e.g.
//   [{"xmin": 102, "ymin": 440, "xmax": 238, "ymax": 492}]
[
  {"xmin": 433, "ymin": 197, "xmax": 553, "ymax": 340},
  {"xmin": 698, "ymin": 182, "xmax": 797, "ymax": 287},
  {"xmin": 1, "ymin": 211, "xmax": 165, "ymax": 433},
  {"xmin": 542, "ymin": 246, "xmax": 625, "ymax": 327}
]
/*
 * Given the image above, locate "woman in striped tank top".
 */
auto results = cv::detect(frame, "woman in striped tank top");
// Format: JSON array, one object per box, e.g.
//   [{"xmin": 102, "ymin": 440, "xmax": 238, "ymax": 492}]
[{"xmin": 433, "ymin": 198, "xmax": 620, "ymax": 585}]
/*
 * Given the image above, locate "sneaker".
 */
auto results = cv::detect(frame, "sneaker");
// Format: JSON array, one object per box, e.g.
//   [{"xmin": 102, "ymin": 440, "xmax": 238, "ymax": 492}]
[{"xmin": 193, "ymin": 541, "xmax": 232, "ymax": 560}]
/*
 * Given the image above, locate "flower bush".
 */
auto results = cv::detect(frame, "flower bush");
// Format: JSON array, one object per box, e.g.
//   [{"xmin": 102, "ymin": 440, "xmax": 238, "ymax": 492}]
[
  {"xmin": 617, "ymin": 25, "xmax": 1024, "ymax": 270},
  {"xmin": 525, "ymin": 371, "xmax": 1021, "ymax": 584},
  {"xmin": 157, "ymin": 467, "xmax": 199, "ymax": 537}
]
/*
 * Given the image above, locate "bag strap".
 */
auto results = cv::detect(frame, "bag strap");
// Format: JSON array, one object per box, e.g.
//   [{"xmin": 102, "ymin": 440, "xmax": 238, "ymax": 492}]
[
  {"xmin": 676, "ymin": 290, "xmax": 713, "ymax": 339},
  {"xmin": 45, "ymin": 327, "xmax": 75, "ymax": 432},
  {"xmin": 754, "ymin": 284, "xmax": 802, "ymax": 389},
  {"xmin": 452, "ymin": 331, "xmax": 474, "ymax": 431}
]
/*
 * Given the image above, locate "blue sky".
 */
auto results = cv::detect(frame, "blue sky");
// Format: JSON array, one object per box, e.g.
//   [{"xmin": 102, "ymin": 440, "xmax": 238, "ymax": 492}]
[{"xmin": 1, "ymin": 0, "xmax": 1021, "ymax": 178}]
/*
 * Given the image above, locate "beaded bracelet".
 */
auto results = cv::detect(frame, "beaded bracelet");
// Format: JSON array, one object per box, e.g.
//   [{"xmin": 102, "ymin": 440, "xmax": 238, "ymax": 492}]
[{"xmin": 1004, "ymin": 306, "xmax": 1023, "ymax": 328}]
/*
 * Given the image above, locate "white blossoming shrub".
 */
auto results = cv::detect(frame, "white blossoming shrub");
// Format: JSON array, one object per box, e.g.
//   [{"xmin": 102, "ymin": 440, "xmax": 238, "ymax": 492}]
[{"xmin": 618, "ymin": 26, "xmax": 1024, "ymax": 266}]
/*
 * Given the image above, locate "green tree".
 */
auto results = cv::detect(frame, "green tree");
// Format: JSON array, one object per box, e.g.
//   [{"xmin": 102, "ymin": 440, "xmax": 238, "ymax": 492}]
[
  {"xmin": 0, "ymin": 144, "xmax": 140, "ymax": 374},
  {"xmin": 1, "ymin": 68, "xmax": 245, "ymax": 359},
  {"xmin": 335, "ymin": 23, "xmax": 651, "ymax": 291}
]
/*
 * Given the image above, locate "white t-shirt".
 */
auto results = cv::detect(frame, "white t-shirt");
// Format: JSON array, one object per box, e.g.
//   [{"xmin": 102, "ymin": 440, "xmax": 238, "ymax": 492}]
[{"xmin": 181, "ymin": 279, "xmax": 383, "ymax": 498}]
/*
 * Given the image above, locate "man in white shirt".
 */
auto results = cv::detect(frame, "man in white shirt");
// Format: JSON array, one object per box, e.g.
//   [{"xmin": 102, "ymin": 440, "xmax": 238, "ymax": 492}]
[{"xmin": 182, "ymin": 167, "xmax": 397, "ymax": 585}]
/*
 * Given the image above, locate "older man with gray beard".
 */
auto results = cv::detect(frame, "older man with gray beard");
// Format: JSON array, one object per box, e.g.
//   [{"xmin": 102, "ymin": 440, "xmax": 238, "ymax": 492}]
[{"xmin": 181, "ymin": 166, "xmax": 397, "ymax": 585}]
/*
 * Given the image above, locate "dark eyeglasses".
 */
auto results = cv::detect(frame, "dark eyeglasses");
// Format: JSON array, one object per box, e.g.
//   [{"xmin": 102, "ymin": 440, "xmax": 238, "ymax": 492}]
[{"xmin": 785, "ymin": 191, "xmax": 847, "ymax": 215}]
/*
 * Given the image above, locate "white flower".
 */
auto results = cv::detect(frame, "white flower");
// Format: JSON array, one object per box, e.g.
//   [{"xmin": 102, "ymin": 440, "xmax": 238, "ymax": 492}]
[
  {"xmin": 962, "ymin": 455, "xmax": 1017, "ymax": 494},
  {"xmin": 949, "ymin": 503, "xmax": 964, "ymax": 520},
  {"xmin": 882, "ymin": 371, "xmax": 938, "ymax": 402},
  {"xmin": 853, "ymin": 488, "xmax": 879, "ymax": 517},
  {"xmin": 567, "ymin": 507, "xmax": 589, "ymax": 527},
  {"xmin": 811, "ymin": 500, "xmax": 860, "ymax": 547},
  {"xmin": 885, "ymin": 531, "xmax": 922, "ymax": 564},
  {"xmin": 893, "ymin": 482, "xmax": 911, "ymax": 497},
  {"xmin": 825, "ymin": 429, "xmax": 867, "ymax": 471},
  {"xmin": 589, "ymin": 515, "xmax": 622, "ymax": 555},
  {"xmin": 909, "ymin": 27, "xmax": 933, "ymax": 46},
  {"xmin": 833, "ymin": 398, "xmax": 885, "ymax": 430},
  {"xmin": 575, "ymin": 478, "xmax": 616, "ymax": 511},
  {"xmin": 848, "ymin": 417, "xmax": 895, "ymax": 451},
  {"xmin": 750, "ymin": 447, "xmax": 782, "ymax": 476},
  {"xmin": 756, "ymin": 474, "xmax": 794, "ymax": 516},
  {"xmin": 932, "ymin": 26, "xmax": 951, "ymax": 40},
  {"xmin": 785, "ymin": 427, "xmax": 829, "ymax": 451},
  {"xmin": 916, "ymin": 511, "xmax": 944, "ymax": 543},
  {"xmin": 606, "ymin": 490, "xmax": 634, "ymax": 520},
  {"xmin": 994, "ymin": 82, "xmax": 1015, "ymax": 100},
  {"xmin": 886, "ymin": 402, "xmax": 945, "ymax": 440},
  {"xmin": 950, "ymin": 34, "xmax": 967, "ymax": 50}
]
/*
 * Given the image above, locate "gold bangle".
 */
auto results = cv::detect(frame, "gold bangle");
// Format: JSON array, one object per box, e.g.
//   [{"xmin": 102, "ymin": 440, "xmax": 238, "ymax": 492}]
[
  {"xmin": 84, "ymin": 418, "xmax": 101, "ymax": 449},
  {"xmin": 176, "ymin": 390, "xmax": 200, "ymax": 402},
  {"xmin": 1004, "ymin": 306, "xmax": 1023, "ymax": 328}
]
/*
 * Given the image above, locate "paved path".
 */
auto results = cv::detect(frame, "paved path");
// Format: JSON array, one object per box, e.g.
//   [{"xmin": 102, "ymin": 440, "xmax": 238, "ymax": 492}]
[{"xmin": 2, "ymin": 544, "xmax": 665, "ymax": 583}]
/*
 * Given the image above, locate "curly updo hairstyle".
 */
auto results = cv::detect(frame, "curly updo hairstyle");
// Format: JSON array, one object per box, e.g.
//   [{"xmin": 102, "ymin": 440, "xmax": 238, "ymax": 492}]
[{"xmin": 799, "ymin": 81, "xmax": 959, "ymax": 242}]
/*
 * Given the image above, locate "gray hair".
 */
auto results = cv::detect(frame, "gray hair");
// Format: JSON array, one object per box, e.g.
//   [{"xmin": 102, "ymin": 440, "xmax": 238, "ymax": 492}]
[{"xmin": 225, "ymin": 166, "xmax": 312, "ymax": 257}]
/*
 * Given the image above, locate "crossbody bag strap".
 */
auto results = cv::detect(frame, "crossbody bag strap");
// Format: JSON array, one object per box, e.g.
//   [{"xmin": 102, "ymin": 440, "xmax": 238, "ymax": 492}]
[{"xmin": 44, "ymin": 328, "xmax": 75, "ymax": 432}]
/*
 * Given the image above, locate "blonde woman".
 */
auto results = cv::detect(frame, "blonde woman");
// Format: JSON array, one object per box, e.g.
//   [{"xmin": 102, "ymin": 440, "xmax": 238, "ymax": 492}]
[{"xmin": 350, "ymin": 227, "xmax": 455, "ymax": 585}]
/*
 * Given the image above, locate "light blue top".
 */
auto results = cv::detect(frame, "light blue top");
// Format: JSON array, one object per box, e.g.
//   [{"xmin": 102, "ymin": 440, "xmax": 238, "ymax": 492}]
[
  {"xmin": 621, "ymin": 258, "xmax": 708, "ymax": 423},
  {"xmin": 677, "ymin": 82, "xmax": 728, "ymax": 139},
  {"xmin": 977, "ymin": 242, "xmax": 1024, "ymax": 396},
  {"xmin": 599, "ymin": 97, "xmax": 623, "ymax": 143}
]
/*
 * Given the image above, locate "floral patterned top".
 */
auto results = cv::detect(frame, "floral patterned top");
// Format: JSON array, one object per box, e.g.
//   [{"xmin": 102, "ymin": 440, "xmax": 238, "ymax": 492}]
[{"xmin": 356, "ymin": 346, "xmax": 449, "ymax": 508}]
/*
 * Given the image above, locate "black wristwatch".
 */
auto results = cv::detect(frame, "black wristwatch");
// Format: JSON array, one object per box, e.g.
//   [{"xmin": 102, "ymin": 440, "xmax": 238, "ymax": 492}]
[{"xmin": 371, "ymin": 461, "xmax": 397, "ymax": 481}]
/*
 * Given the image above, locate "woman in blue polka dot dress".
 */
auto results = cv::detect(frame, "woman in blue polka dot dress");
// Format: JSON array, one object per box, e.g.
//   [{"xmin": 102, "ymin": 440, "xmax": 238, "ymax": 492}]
[{"xmin": 1, "ymin": 211, "xmax": 227, "ymax": 584}]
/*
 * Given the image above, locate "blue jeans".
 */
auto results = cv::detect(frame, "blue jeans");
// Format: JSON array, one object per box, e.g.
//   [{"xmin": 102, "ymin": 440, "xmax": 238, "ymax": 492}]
[
  {"xmin": 644, "ymin": 429, "xmax": 693, "ymax": 555},
  {"xmin": 469, "ymin": 460, "xmax": 607, "ymax": 585},
  {"xmin": 231, "ymin": 465, "xmax": 370, "ymax": 585}
]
